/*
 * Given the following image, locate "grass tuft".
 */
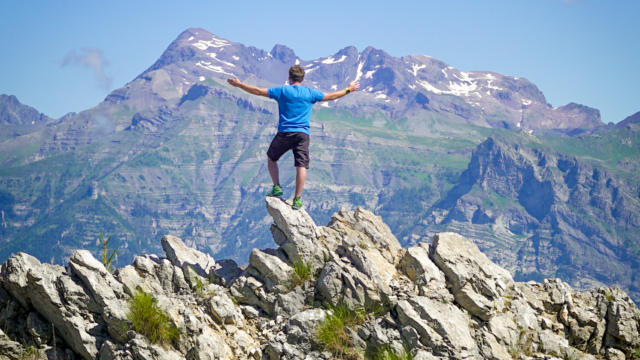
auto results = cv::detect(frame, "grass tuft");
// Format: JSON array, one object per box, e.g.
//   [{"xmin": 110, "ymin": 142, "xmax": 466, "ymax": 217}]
[
  {"xmin": 315, "ymin": 302, "xmax": 367, "ymax": 359},
  {"xmin": 288, "ymin": 259, "xmax": 312, "ymax": 289},
  {"xmin": 366, "ymin": 344, "xmax": 413, "ymax": 360},
  {"xmin": 20, "ymin": 345, "xmax": 38, "ymax": 360},
  {"xmin": 127, "ymin": 288, "xmax": 180, "ymax": 346}
]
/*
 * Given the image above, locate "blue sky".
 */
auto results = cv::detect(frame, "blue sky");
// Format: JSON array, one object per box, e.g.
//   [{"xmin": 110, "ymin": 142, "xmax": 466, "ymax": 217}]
[{"xmin": 1, "ymin": 0, "xmax": 638, "ymax": 123}]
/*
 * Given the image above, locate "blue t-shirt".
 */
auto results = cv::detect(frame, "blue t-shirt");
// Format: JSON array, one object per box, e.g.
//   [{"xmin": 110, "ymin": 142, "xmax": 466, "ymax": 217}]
[{"xmin": 268, "ymin": 85, "xmax": 325, "ymax": 134}]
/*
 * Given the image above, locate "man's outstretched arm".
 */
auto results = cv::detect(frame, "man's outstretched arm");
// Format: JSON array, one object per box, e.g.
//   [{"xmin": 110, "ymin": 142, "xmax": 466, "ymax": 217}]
[
  {"xmin": 322, "ymin": 81, "xmax": 360, "ymax": 101},
  {"xmin": 227, "ymin": 77, "xmax": 269, "ymax": 97}
]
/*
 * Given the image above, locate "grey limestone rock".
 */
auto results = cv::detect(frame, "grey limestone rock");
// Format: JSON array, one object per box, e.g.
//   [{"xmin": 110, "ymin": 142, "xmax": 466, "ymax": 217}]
[
  {"xmin": 207, "ymin": 289, "xmax": 243, "ymax": 325},
  {"xmin": 161, "ymin": 234, "xmax": 216, "ymax": 277},
  {"xmin": 1, "ymin": 253, "xmax": 101, "ymax": 360},
  {"xmin": 430, "ymin": 232, "xmax": 514, "ymax": 321},
  {"xmin": 69, "ymin": 250, "xmax": 130, "ymax": 342},
  {"xmin": 265, "ymin": 197, "xmax": 323, "ymax": 269},
  {"xmin": 0, "ymin": 200, "xmax": 639, "ymax": 360},
  {"xmin": 248, "ymin": 248, "xmax": 293, "ymax": 291},
  {"xmin": 398, "ymin": 242, "xmax": 450, "ymax": 300}
]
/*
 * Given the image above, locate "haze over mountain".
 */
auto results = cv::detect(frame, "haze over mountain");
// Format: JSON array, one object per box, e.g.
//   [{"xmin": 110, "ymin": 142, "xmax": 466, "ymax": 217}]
[{"xmin": 0, "ymin": 28, "xmax": 638, "ymax": 302}]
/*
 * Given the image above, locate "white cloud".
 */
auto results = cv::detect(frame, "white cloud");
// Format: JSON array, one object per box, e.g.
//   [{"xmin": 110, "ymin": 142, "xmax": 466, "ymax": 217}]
[{"xmin": 62, "ymin": 48, "xmax": 112, "ymax": 90}]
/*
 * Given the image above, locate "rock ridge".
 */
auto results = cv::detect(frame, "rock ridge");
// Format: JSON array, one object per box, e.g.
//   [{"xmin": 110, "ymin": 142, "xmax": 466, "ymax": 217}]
[{"xmin": 0, "ymin": 197, "xmax": 637, "ymax": 359}]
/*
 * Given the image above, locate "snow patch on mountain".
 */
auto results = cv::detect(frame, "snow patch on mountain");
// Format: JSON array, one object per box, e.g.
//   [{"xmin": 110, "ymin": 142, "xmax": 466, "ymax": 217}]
[
  {"xmin": 447, "ymin": 81, "xmax": 478, "ymax": 96},
  {"xmin": 354, "ymin": 62, "xmax": 364, "ymax": 82},
  {"xmin": 410, "ymin": 63, "xmax": 427, "ymax": 76},
  {"xmin": 208, "ymin": 53, "xmax": 235, "ymax": 67},
  {"xmin": 196, "ymin": 61, "xmax": 234, "ymax": 76},
  {"xmin": 191, "ymin": 36, "xmax": 230, "ymax": 50},
  {"xmin": 416, "ymin": 80, "xmax": 445, "ymax": 94},
  {"xmin": 321, "ymin": 55, "xmax": 347, "ymax": 64}
]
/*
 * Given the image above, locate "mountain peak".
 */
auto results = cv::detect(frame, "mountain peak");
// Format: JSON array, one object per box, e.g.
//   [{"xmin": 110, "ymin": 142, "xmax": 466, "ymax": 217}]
[
  {"xmin": 618, "ymin": 111, "xmax": 640, "ymax": 127},
  {"xmin": 270, "ymin": 44, "xmax": 297, "ymax": 64},
  {"xmin": 0, "ymin": 94, "xmax": 51, "ymax": 125}
]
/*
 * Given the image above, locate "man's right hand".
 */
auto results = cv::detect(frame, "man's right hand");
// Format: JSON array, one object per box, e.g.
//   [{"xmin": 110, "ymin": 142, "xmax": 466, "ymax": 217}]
[{"xmin": 348, "ymin": 81, "xmax": 360, "ymax": 92}]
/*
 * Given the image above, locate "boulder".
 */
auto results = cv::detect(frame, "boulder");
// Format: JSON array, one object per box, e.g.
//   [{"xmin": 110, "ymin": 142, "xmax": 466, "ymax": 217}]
[
  {"xmin": 396, "ymin": 297, "xmax": 478, "ymax": 358},
  {"xmin": 248, "ymin": 249, "xmax": 293, "ymax": 290},
  {"xmin": 69, "ymin": 250, "xmax": 130, "ymax": 342},
  {"xmin": 207, "ymin": 290, "xmax": 243, "ymax": 325},
  {"xmin": 161, "ymin": 235, "xmax": 216, "ymax": 277},
  {"xmin": 398, "ymin": 242, "xmax": 450, "ymax": 299},
  {"xmin": 265, "ymin": 197, "xmax": 323, "ymax": 269},
  {"xmin": 1, "ymin": 253, "xmax": 101, "ymax": 360},
  {"xmin": 327, "ymin": 207, "xmax": 403, "ymax": 264},
  {"xmin": 430, "ymin": 232, "xmax": 513, "ymax": 321},
  {"xmin": 604, "ymin": 288, "xmax": 640, "ymax": 351}
]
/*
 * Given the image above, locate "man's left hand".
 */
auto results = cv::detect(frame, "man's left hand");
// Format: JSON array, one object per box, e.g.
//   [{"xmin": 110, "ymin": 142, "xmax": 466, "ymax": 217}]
[{"xmin": 227, "ymin": 77, "xmax": 242, "ymax": 87}]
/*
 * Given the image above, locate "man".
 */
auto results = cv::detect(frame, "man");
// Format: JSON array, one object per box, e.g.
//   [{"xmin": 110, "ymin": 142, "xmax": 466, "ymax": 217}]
[{"xmin": 227, "ymin": 65, "xmax": 359, "ymax": 210}]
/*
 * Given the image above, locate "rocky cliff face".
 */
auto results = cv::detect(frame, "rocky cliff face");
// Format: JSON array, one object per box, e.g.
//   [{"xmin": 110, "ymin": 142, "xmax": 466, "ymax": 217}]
[
  {"xmin": 400, "ymin": 136, "xmax": 640, "ymax": 302},
  {"xmin": 1, "ymin": 199, "xmax": 638, "ymax": 360}
]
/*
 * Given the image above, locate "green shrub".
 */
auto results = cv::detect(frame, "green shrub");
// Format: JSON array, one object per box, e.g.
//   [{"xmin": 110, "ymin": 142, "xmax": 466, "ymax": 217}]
[
  {"xmin": 288, "ymin": 259, "xmax": 312, "ymax": 289},
  {"xmin": 632, "ymin": 348, "xmax": 640, "ymax": 359},
  {"xmin": 97, "ymin": 232, "xmax": 118, "ymax": 273},
  {"xmin": 20, "ymin": 346, "xmax": 38, "ymax": 360},
  {"xmin": 366, "ymin": 344, "xmax": 413, "ymax": 360},
  {"xmin": 127, "ymin": 288, "xmax": 180, "ymax": 346},
  {"xmin": 315, "ymin": 302, "xmax": 366, "ymax": 359}
]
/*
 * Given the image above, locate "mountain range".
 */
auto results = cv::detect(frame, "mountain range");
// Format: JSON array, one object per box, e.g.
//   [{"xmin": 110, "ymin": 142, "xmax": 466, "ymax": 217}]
[{"xmin": 0, "ymin": 28, "xmax": 638, "ymax": 302}]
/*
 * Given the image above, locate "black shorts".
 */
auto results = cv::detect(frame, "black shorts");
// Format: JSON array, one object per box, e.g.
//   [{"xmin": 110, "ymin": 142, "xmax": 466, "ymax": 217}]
[{"xmin": 267, "ymin": 132, "xmax": 310, "ymax": 168}]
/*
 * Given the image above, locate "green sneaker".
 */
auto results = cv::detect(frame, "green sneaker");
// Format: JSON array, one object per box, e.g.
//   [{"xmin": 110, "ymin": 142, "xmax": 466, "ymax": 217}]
[
  {"xmin": 266, "ymin": 185, "xmax": 283, "ymax": 197},
  {"xmin": 292, "ymin": 197, "xmax": 303, "ymax": 210}
]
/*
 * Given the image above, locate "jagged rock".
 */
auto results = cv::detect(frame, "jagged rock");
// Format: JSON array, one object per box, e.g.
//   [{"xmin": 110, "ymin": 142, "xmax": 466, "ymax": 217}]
[
  {"xmin": 477, "ymin": 330, "xmax": 511, "ymax": 360},
  {"xmin": 186, "ymin": 326, "xmax": 233, "ymax": 360},
  {"xmin": 288, "ymin": 308, "xmax": 326, "ymax": 333},
  {"xmin": 397, "ymin": 297, "xmax": 478, "ymax": 358},
  {"xmin": 117, "ymin": 255, "xmax": 189, "ymax": 297},
  {"xmin": 430, "ymin": 232, "xmax": 513, "ymax": 321},
  {"xmin": 605, "ymin": 347, "xmax": 626, "ymax": 360},
  {"xmin": 213, "ymin": 259, "xmax": 242, "ymax": 286},
  {"xmin": 69, "ymin": 250, "xmax": 130, "ymax": 342},
  {"xmin": 265, "ymin": 197, "xmax": 323, "ymax": 269},
  {"xmin": 128, "ymin": 336, "xmax": 182, "ymax": 360},
  {"xmin": 341, "ymin": 245, "xmax": 397, "ymax": 297},
  {"xmin": 412, "ymin": 350, "xmax": 443, "ymax": 360},
  {"xmin": 538, "ymin": 329, "xmax": 569, "ymax": 357},
  {"xmin": 398, "ymin": 242, "xmax": 450, "ymax": 300},
  {"xmin": 327, "ymin": 207, "xmax": 403, "ymax": 264},
  {"xmin": 315, "ymin": 259, "xmax": 380, "ymax": 308},
  {"xmin": 230, "ymin": 275, "xmax": 276, "ymax": 315},
  {"xmin": 1, "ymin": 253, "xmax": 101, "ymax": 360},
  {"xmin": 275, "ymin": 286, "xmax": 306, "ymax": 317},
  {"xmin": 0, "ymin": 328, "xmax": 24, "ymax": 360},
  {"xmin": 161, "ymin": 235, "xmax": 216, "ymax": 277},
  {"xmin": 248, "ymin": 249, "xmax": 293, "ymax": 290},
  {"xmin": 207, "ymin": 289, "xmax": 243, "ymax": 325},
  {"xmin": 0, "ymin": 202, "xmax": 638, "ymax": 360},
  {"xmin": 604, "ymin": 288, "xmax": 640, "ymax": 351}
]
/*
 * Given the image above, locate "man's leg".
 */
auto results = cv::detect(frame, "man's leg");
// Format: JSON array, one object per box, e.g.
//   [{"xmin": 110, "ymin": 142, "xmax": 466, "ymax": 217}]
[
  {"xmin": 268, "ymin": 158, "xmax": 280, "ymax": 186},
  {"xmin": 294, "ymin": 166, "xmax": 306, "ymax": 199}
]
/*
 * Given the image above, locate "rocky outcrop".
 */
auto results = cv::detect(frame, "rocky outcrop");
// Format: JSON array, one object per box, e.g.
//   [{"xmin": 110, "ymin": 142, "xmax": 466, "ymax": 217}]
[
  {"xmin": 0, "ymin": 199, "xmax": 638, "ymax": 359},
  {"xmin": 425, "ymin": 136, "xmax": 640, "ymax": 303}
]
